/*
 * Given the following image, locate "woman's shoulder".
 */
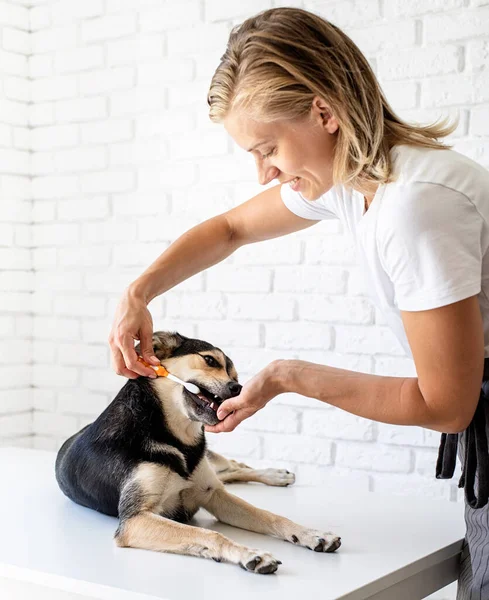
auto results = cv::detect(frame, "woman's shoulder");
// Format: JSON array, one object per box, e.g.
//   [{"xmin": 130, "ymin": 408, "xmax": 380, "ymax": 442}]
[
  {"xmin": 389, "ymin": 144, "xmax": 489, "ymax": 197},
  {"xmin": 371, "ymin": 145, "xmax": 489, "ymax": 241}
]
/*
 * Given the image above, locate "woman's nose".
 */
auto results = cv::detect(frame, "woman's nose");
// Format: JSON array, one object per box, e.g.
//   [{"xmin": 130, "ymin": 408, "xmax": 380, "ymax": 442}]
[{"xmin": 257, "ymin": 162, "xmax": 280, "ymax": 186}]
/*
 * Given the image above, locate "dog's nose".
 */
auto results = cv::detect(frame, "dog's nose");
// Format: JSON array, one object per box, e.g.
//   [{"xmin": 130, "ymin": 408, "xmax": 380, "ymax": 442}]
[{"xmin": 227, "ymin": 382, "xmax": 242, "ymax": 397}]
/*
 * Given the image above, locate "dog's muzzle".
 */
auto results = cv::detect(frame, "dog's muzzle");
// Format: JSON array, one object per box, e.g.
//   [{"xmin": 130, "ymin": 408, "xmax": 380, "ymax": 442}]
[{"xmin": 189, "ymin": 381, "xmax": 242, "ymax": 412}]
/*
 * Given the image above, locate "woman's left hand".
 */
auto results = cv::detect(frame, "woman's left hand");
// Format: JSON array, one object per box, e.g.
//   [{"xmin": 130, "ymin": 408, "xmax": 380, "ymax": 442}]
[{"xmin": 204, "ymin": 360, "xmax": 286, "ymax": 433}]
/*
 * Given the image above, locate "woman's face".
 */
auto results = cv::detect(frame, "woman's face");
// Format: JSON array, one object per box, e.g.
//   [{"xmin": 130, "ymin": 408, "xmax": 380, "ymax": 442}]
[{"xmin": 223, "ymin": 99, "xmax": 339, "ymax": 201}]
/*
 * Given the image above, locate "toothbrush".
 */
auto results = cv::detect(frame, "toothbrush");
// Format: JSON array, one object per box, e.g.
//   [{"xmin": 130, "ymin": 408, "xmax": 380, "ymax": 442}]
[{"xmin": 137, "ymin": 356, "xmax": 201, "ymax": 395}]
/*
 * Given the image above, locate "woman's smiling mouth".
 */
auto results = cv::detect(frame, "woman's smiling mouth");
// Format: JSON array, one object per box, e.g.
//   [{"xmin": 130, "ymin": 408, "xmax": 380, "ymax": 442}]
[{"xmin": 287, "ymin": 177, "xmax": 301, "ymax": 191}]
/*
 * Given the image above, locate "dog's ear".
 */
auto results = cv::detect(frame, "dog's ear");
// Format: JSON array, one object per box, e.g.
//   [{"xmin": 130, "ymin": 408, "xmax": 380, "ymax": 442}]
[{"xmin": 134, "ymin": 331, "xmax": 186, "ymax": 360}]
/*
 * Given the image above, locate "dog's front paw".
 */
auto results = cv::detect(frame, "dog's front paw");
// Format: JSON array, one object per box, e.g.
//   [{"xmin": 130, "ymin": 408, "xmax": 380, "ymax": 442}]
[
  {"xmin": 259, "ymin": 468, "xmax": 296, "ymax": 487},
  {"xmin": 290, "ymin": 530, "xmax": 341, "ymax": 553},
  {"xmin": 239, "ymin": 548, "xmax": 281, "ymax": 574}
]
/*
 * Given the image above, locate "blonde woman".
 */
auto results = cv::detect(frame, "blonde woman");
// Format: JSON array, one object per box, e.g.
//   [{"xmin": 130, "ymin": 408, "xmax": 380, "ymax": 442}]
[{"xmin": 109, "ymin": 8, "xmax": 489, "ymax": 597}]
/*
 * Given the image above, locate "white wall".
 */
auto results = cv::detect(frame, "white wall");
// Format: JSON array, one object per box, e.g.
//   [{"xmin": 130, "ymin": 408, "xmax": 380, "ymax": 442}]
[
  {"xmin": 4, "ymin": 1, "xmax": 488, "ymax": 597},
  {"xmin": 0, "ymin": 0, "xmax": 31, "ymax": 447},
  {"xmin": 2, "ymin": 0, "xmax": 488, "ymax": 477},
  {"xmin": 4, "ymin": 0, "xmax": 489, "ymax": 475}
]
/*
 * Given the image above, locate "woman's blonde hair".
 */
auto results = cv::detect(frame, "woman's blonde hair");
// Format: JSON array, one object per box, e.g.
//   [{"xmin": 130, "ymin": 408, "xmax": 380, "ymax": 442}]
[{"xmin": 207, "ymin": 7, "xmax": 458, "ymax": 193}]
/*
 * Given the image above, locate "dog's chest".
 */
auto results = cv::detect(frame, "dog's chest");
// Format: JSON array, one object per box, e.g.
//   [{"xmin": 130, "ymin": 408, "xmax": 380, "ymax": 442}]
[{"xmin": 155, "ymin": 459, "xmax": 221, "ymax": 522}]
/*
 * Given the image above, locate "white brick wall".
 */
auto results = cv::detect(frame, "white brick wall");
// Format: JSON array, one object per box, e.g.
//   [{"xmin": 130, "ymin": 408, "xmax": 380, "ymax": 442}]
[
  {"xmin": 2, "ymin": 2, "xmax": 489, "ymax": 596},
  {"xmin": 0, "ymin": 0, "xmax": 32, "ymax": 450}
]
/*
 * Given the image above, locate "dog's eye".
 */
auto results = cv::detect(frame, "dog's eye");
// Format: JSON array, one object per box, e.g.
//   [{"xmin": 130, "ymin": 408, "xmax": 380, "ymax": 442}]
[{"xmin": 203, "ymin": 355, "xmax": 220, "ymax": 368}]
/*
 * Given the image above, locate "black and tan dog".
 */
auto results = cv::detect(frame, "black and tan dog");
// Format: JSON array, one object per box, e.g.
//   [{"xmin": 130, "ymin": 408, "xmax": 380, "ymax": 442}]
[{"xmin": 55, "ymin": 331, "xmax": 341, "ymax": 574}]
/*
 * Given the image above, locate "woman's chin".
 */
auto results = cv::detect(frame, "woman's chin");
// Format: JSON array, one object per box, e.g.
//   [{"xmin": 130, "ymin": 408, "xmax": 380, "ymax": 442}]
[
  {"xmin": 304, "ymin": 183, "xmax": 332, "ymax": 201},
  {"xmin": 302, "ymin": 188, "xmax": 321, "ymax": 201}
]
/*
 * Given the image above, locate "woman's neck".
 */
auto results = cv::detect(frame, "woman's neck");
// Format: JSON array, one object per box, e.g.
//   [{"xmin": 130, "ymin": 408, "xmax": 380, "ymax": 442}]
[{"xmin": 362, "ymin": 182, "xmax": 379, "ymax": 211}]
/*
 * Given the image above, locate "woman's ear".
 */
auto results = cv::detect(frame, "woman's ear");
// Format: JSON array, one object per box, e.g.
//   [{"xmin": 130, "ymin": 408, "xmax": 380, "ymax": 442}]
[{"xmin": 311, "ymin": 96, "xmax": 339, "ymax": 134}]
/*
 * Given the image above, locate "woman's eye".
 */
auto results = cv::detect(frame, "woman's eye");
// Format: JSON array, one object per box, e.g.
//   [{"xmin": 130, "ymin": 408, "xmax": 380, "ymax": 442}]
[{"xmin": 262, "ymin": 148, "xmax": 276, "ymax": 160}]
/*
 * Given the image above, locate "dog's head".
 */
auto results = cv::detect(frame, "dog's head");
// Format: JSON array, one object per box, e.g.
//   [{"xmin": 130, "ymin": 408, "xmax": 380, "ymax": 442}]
[{"xmin": 135, "ymin": 331, "xmax": 242, "ymax": 426}]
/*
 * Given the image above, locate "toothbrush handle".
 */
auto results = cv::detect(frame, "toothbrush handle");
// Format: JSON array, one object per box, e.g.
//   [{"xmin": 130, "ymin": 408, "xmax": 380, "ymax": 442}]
[
  {"xmin": 168, "ymin": 375, "xmax": 200, "ymax": 395},
  {"xmin": 137, "ymin": 356, "xmax": 199, "ymax": 394},
  {"xmin": 137, "ymin": 356, "xmax": 168, "ymax": 377}
]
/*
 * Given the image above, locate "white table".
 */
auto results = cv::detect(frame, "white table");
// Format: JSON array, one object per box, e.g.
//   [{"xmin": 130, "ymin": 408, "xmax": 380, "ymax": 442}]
[{"xmin": 0, "ymin": 447, "xmax": 465, "ymax": 600}]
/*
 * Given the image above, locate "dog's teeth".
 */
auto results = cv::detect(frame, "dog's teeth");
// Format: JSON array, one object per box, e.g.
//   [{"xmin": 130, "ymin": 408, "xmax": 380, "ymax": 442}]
[{"xmin": 210, "ymin": 402, "xmax": 217, "ymax": 410}]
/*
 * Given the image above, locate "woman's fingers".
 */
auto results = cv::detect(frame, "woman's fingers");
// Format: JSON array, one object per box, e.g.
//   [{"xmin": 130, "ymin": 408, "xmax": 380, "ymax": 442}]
[
  {"xmin": 216, "ymin": 398, "xmax": 241, "ymax": 420},
  {"xmin": 120, "ymin": 333, "xmax": 157, "ymax": 378},
  {"xmin": 137, "ymin": 324, "xmax": 160, "ymax": 367},
  {"xmin": 109, "ymin": 293, "xmax": 161, "ymax": 379},
  {"xmin": 109, "ymin": 342, "xmax": 139, "ymax": 379},
  {"xmin": 205, "ymin": 410, "xmax": 243, "ymax": 433},
  {"xmin": 109, "ymin": 333, "xmax": 156, "ymax": 379},
  {"xmin": 206, "ymin": 397, "xmax": 257, "ymax": 433},
  {"xmin": 109, "ymin": 337, "xmax": 139, "ymax": 379}
]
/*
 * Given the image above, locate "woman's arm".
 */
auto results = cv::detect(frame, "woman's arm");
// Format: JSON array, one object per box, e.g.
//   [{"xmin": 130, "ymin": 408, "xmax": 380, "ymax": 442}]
[
  {"xmin": 207, "ymin": 295, "xmax": 484, "ymax": 434},
  {"xmin": 128, "ymin": 184, "xmax": 317, "ymax": 303},
  {"xmin": 110, "ymin": 184, "xmax": 318, "ymax": 378}
]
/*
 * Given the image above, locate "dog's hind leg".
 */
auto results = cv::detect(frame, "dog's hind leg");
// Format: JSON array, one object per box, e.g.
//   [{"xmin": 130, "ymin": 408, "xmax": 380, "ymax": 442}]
[
  {"xmin": 206, "ymin": 450, "xmax": 295, "ymax": 487},
  {"xmin": 203, "ymin": 487, "xmax": 341, "ymax": 553},
  {"xmin": 114, "ymin": 511, "xmax": 281, "ymax": 574},
  {"xmin": 114, "ymin": 461, "xmax": 281, "ymax": 573}
]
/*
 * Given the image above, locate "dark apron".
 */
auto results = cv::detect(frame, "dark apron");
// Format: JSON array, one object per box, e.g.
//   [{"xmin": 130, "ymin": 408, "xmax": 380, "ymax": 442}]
[
  {"xmin": 436, "ymin": 357, "xmax": 489, "ymax": 509},
  {"xmin": 436, "ymin": 359, "xmax": 489, "ymax": 598}
]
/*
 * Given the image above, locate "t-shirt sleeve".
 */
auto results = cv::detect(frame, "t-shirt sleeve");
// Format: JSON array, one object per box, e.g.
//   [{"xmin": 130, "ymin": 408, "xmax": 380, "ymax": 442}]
[
  {"xmin": 379, "ymin": 183, "xmax": 483, "ymax": 311},
  {"xmin": 280, "ymin": 183, "xmax": 338, "ymax": 220}
]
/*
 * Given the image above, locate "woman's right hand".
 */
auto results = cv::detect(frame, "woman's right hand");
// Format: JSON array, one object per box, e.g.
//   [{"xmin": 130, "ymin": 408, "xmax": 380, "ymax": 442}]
[{"xmin": 108, "ymin": 288, "xmax": 160, "ymax": 379}]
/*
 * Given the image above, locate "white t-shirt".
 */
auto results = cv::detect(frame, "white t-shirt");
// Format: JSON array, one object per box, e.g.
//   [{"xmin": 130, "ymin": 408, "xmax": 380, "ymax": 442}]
[{"xmin": 281, "ymin": 144, "xmax": 489, "ymax": 358}]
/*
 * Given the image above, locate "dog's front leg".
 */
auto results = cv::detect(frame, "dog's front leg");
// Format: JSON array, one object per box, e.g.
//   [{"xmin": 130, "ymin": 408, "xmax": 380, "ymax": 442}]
[
  {"xmin": 114, "ymin": 511, "xmax": 281, "ymax": 574},
  {"xmin": 203, "ymin": 487, "xmax": 341, "ymax": 553},
  {"xmin": 206, "ymin": 450, "xmax": 295, "ymax": 486}
]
